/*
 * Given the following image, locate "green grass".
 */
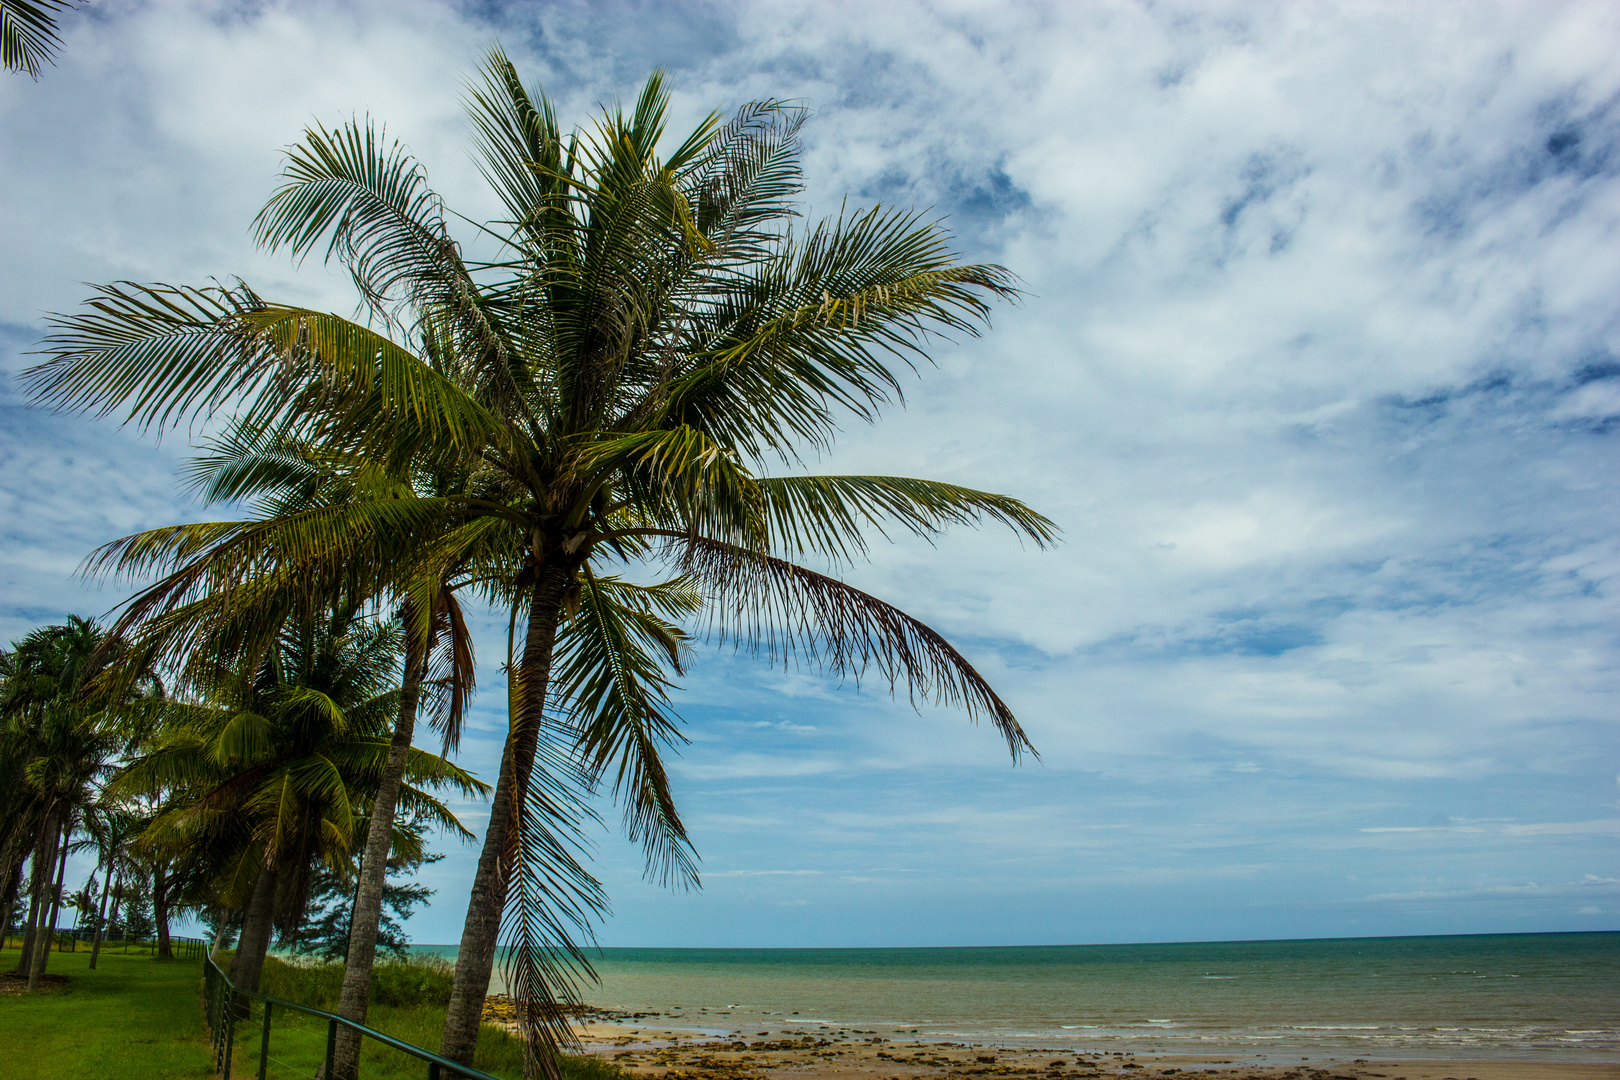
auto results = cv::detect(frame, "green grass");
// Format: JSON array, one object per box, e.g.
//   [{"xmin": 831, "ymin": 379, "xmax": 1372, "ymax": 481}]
[
  {"xmin": 0, "ymin": 942, "xmax": 214, "ymax": 1079},
  {"xmin": 0, "ymin": 942, "xmax": 625, "ymax": 1080}
]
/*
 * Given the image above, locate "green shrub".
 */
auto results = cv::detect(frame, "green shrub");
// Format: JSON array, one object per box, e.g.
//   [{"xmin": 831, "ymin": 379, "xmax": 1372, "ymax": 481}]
[
  {"xmin": 252, "ymin": 951, "xmax": 454, "ymax": 1011},
  {"xmin": 369, "ymin": 952, "xmax": 454, "ymax": 1007}
]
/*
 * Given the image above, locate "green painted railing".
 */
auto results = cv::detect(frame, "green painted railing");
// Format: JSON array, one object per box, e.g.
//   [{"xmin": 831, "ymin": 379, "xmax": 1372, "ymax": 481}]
[{"xmin": 201, "ymin": 949, "xmax": 504, "ymax": 1080}]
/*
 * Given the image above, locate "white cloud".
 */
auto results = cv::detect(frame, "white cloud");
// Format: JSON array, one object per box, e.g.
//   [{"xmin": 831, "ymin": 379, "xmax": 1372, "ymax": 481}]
[{"xmin": 5, "ymin": 0, "xmax": 1617, "ymax": 945}]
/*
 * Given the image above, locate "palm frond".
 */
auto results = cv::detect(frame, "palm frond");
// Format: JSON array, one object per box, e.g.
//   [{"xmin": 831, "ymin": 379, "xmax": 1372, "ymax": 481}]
[
  {"xmin": 1, "ymin": 0, "xmax": 73, "ymax": 79},
  {"xmin": 557, "ymin": 569, "xmax": 698, "ymax": 889},
  {"xmin": 754, "ymin": 475, "xmax": 1059, "ymax": 562},
  {"xmin": 674, "ymin": 536, "xmax": 1035, "ymax": 761}
]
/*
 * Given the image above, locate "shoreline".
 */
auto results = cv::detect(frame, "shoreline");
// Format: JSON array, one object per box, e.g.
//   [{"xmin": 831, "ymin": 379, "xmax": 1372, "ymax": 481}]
[{"xmin": 479, "ymin": 999, "xmax": 1620, "ymax": 1080}]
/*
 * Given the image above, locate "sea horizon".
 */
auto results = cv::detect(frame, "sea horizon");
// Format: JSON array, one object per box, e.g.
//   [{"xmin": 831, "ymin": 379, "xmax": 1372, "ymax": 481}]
[{"xmin": 404, "ymin": 930, "xmax": 1620, "ymax": 1063}]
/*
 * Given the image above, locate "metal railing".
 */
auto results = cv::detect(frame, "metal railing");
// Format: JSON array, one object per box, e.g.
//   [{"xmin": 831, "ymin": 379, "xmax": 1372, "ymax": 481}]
[
  {"xmin": 0, "ymin": 923, "xmax": 206, "ymax": 959},
  {"xmin": 202, "ymin": 948, "xmax": 504, "ymax": 1080}
]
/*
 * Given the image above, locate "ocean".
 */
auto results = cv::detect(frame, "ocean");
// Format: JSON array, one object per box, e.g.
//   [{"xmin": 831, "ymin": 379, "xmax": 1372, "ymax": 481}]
[{"xmin": 413, "ymin": 933, "xmax": 1620, "ymax": 1063}]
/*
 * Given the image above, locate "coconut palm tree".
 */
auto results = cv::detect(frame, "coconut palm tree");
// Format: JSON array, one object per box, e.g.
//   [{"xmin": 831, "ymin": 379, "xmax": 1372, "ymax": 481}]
[
  {"xmin": 79, "ymin": 801, "xmax": 141, "ymax": 968},
  {"xmin": 177, "ymin": 416, "xmax": 486, "ymax": 1056},
  {"xmin": 24, "ymin": 48, "xmax": 1057, "ymax": 1073},
  {"xmin": 110, "ymin": 599, "xmax": 487, "ymax": 994},
  {"xmin": 0, "ymin": 616, "xmax": 156, "ymax": 988}
]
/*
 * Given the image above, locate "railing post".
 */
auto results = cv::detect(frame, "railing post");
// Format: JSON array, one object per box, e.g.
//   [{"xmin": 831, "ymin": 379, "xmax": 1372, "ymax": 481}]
[
  {"xmin": 258, "ymin": 1001, "xmax": 273, "ymax": 1080},
  {"xmin": 430, "ymin": 1062, "xmax": 442, "ymax": 1080},
  {"xmin": 223, "ymin": 1003, "xmax": 235, "ymax": 1080},
  {"xmin": 325, "ymin": 1018, "xmax": 338, "ymax": 1079}
]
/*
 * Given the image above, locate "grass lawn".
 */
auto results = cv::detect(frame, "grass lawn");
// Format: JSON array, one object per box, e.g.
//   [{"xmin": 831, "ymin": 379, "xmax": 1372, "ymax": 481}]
[
  {"xmin": 0, "ymin": 942, "xmax": 614, "ymax": 1080},
  {"xmin": 0, "ymin": 941, "xmax": 214, "ymax": 1079}
]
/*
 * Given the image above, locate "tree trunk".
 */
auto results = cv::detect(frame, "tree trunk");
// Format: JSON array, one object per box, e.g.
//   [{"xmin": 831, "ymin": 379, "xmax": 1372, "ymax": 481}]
[
  {"xmin": 13, "ymin": 809, "xmax": 53, "ymax": 978},
  {"xmin": 25, "ymin": 810, "xmax": 63, "ymax": 992},
  {"xmin": 231, "ymin": 860, "xmax": 280, "ymax": 996},
  {"xmin": 89, "ymin": 867, "xmax": 116, "ymax": 969},
  {"xmin": 33, "ymin": 818, "xmax": 72, "ymax": 982},
  {"xmin": 330, "ymin": 636, "xmax": 428, "ymax": 1080},
  {"xmin": 441, "ymin": 565, "xmax": 572, "ymax": 1068},
  {"xmin": 0, "ymin": 840, "xmax": 25, "ymax": 949},
  {"xmin": 153, "ymin": 861, "xmax": 172, "ymax": 959}
]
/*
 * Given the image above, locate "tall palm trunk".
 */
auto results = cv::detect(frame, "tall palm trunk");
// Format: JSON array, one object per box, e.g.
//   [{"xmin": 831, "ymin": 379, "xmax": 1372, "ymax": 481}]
[
  {"xmin": 33, "ymin": 820, "xmax": 72, "ymax": 984},
  {"xmin": 330, "ymin": 636, "xmax": 428, "ymax": 1080},
  {"xmin": 153, "ymin": 860, "xmax": 172, "ymax": 959},
  {"xmin": 13, "ymin": 813, "xmax": 51, "ymax": 978},
  {"xmin": 0, "ymin": 858, "xmax": 19, "ymax": 949},
  {"xmin": 25, "ymin": 809, "xmax": 64, "ymax": 991},
  {"xmin": 441, "ymin": 565, "xmax": 572, "ymax": 1067},
  {"xmin": 89, "ymin": 866, "xmax": 116, "ymax": 969},
  {"xmin": 230, "ymin": 860, "xmax": 280, "ymax": 996}
]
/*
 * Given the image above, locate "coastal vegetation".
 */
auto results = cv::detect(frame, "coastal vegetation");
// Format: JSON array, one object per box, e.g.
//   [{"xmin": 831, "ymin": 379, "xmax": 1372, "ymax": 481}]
[
  {"xmin": 5, "ymin": 45, "xmax": 1052, "ymax": 1080},
  {"xmin": 0, "ymin": 942, "xmax": 618, "ymax": 1080}
]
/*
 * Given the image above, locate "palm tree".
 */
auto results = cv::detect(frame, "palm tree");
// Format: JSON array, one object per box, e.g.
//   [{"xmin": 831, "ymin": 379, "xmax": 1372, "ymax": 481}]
[
  {"xmin": 0, "ymin": 616, "xmax": 154, "ymax": 989},
  {"xmin": 131, "ymin": 414, "xmax": 488, "ymax": 1062},
  {"xmin": 111, "ymin": 599, "xmax": 487, "ymax": 994},
  {"xmin": 79, "ymin": 802, "xmax": 140, "ymax": 968},
  {"xmin": 25, "ymin": 49, "xmax": 1057, "ymax": 1073},
  {"xmin": 0, "ymin": 0, "xmax": 75, "ymax": 79}
]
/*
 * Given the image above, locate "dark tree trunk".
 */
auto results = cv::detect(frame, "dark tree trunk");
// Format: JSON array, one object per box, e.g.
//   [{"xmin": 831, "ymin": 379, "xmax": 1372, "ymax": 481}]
[
  {"xmin": 440, "ymin": 565, "xmax": 572, "ymax": 1068},
  {"xmin": 14, "ymin": 810, "xmax": 53, "ymax": 978},
  {"xmin": 153, "ymin": 861, "xmax": 172, "ymax": 959},
  {"xmin": 330, "ymin": 636, "xmax": 428, "ymax": 1080},
  {"xmin": 25, "ymin": 810, "xmax": 64, "ymax": 991},
  {"xmin": 0, "ymin": 864, "xmax": 15, "ymax": 950},
  {"xmin": 33, "ymin": 819, "xmax": 72, "ymax": 983},
  {"xmin": 231, "ymin": 860, "xmax": 280, "ymax": 996},
  {"xmin": 89, "ymin": 867, "xmax": 116, "ymax": 969},
  {"xmin": 0, "ymin": 842, "xmax": 25, "ymax": 949}
]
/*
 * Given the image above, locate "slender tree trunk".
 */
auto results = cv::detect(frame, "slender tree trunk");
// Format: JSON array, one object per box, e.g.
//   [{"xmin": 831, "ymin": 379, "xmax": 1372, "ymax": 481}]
[
  {"xmin": 33, "ymin": 819, "xmax": 72, "ymax": 982},
  {"xmin": 25, "ymin": 810, "xmax": 64, "ymax": 991},
  {"xmin": 330, "ymin": 636, "xmax": 428, "ymax": 1080},
  {"xmin": 441, "ymin": 565, "xmax": 572, "ymax": 1068},
  {"xmin": 89, "ymin": 867, "xmax": 115, "ymax": 969},
  {"xmin": 230, "ymin": 860, "xmax": 280, "ymax": 996},
  {"xmin": 0, "ymin": 841, "xmax": 24, "ymax": 949},
  {"xmin": 14, "ymin": 810, "xmax": 53, "ymax": 978},
  {"xmin": 153, "ymin": 861, "xmax": 172, "ymax": 959}
]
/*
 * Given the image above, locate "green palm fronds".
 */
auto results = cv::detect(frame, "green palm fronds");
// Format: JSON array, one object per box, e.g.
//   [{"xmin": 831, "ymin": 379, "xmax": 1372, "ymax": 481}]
[{"xmin": 24, "ymin": 44, "xmax": 1057, "ymax": 1077}]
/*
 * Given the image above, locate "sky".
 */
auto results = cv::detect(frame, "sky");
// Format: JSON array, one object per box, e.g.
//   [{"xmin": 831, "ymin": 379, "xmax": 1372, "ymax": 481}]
[{"xmin": 1, "ymin": 0, "xmax": 1617, "ymax": 950}]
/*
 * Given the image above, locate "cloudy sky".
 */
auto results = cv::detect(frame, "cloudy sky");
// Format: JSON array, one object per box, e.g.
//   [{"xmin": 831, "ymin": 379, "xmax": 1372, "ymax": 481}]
[{"xmin": 2, "ymin": 0, "xmax": 1617, "ymax": 949}]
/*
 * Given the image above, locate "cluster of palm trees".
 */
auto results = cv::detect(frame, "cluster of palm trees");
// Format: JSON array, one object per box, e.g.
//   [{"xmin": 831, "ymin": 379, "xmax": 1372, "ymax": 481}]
[
  {"xmin": 13, "ymin": 47, "xmax": 1054, "ymax": 1080},
  {"xmin": 0, "ymin": 608, "xmax": 477, "ymax": 995}
]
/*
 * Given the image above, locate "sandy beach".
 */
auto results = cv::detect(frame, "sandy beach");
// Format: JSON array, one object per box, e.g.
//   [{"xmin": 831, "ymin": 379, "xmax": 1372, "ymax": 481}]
[{"xmin": 481, "ymin": 999, "xmax": 1619, "ymax": 1080}]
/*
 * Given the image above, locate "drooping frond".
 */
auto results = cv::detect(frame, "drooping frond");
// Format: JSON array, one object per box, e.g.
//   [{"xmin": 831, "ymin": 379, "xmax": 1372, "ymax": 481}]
[
  {"xmin": 501, "ymin": 702, "xmax": 609, "ymax": 1077},
  {"xmin": 753, "ymin": 475, "xmax": 1059, "ymax": 562},
  {"xmin": 556, "ymin": 569, "xmax": 700, "ymax": 889},
  {"xmin": 673, "ymin": 536, "xmax": 1035, "ymax": 761}
]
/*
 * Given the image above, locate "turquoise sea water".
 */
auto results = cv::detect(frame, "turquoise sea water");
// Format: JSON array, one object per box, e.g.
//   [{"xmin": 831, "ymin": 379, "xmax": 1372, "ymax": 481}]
[{"xmin": 413, "ymin": 933, "xmax": 1619, "ymax": 1062}]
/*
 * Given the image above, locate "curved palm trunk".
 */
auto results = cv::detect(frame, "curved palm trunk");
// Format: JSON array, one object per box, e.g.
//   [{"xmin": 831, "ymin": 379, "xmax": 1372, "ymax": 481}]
[
  {"xmin": 153, "ymin": 861, "xmax": 172, "ymax": 959},
  {"xmin": 13, "ymin": 867, "xmax": 39, "ymax": 977},
  {"xmin": 14, "ymin": 808, "xmax": 55, "ymax": 978},
  {"xmin": 26, "ymin": 811, "xmax": 65, "ymax": 991},
  {"xmin": 441, "ymin": 565, "xmax": 572, "ymax": 1068},
  {"xmin": 330, "ymin": 638, "xmax": 427, "ymax": 1080},
  {"xmin": 230, "ymin": 861, "xmax": 280, "ymax": 998},
  {"xmin": 0, "ymin": 859, "xmax": 19, "ymax": 949},
  {"xmin": 89, "ymin": 867, "xmax": 116, "ymax": 969}
]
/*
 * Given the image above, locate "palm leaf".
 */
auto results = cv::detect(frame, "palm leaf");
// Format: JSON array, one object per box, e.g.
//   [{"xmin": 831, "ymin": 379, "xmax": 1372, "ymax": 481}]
[{"xmin": 674, "ymin": 536, "xmax": 1035, "ymax": 761}]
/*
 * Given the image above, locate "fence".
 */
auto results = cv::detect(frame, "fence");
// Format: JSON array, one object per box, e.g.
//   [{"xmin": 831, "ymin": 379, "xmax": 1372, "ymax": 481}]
[
  {"xmin": 0, "ymin": 924, "xmax": 206, "ymax": 960},
  {"xmin": 201, "ymin": 948, "xmax": 504, "ymax": 1080}
]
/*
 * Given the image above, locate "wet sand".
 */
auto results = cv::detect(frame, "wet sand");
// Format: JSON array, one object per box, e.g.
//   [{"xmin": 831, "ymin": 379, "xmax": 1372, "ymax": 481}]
[{"xmin": 480, "ymin": 999, "xmax": 1619, "ymax": 1080}]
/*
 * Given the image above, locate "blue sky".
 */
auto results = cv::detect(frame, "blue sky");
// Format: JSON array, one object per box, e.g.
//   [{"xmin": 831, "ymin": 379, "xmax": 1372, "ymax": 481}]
[{"xmin": 1, "ymin": 0, "xmax": 1616, "ymax": 948}]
